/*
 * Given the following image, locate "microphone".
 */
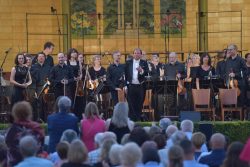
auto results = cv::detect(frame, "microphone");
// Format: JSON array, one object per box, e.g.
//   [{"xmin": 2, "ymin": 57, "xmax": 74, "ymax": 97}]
[
  {"xmin": 5, "ymin": 47, "xmax": 12, "ymax": 54},
  {"xmin": 51, "ymin": 6, "xmax": 56, "ymax": 13}
]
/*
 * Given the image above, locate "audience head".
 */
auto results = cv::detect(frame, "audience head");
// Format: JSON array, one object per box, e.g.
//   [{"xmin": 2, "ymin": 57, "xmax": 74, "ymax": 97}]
[
  {"xmin": 58, "ymin": 96, "xmax": 71, "ymax": 112},
  {"xmin": 121, "ymin": 133, "xmax": 130, "ymax": 145},
  {"xmin": 94, "ymin": 132, "xmax": 104, "ymax": 148},
  {"xmin": 100, "ymin": 139, "xmax": 117, "ymax": 163},
  {"xmin": 60, "ymin": 129, "xmax": 78, "ymax": 143},
  {"xmin": 165, "ymin": 125, "xmax": 178, "ymax": 139},
  {"xmin": 68, "ymin": 139, "xmax": 88, "ymax": 164},
  {"xmin": 84, "ymin": 102, "xmax": 100, "ymax": 119},
  {"xmin": 141, "ymin": 141, "xmax": 160, "ymax": 164},
  {"xmin": 56, "ymin": 141, "xmax": 69, "ymax": 160},
  {"xmin": 149, "ymin": 125, "xmax": 162, "ymax": 139},
  {"xmin": 120, "ymin": 142, "xmax": 142, "ymax": 167},
  {"xmin": 191, "ymin": 132, "xmax": 206, "ymax": 150},
  {"xmin": 168, "ymin": 145, "xmax": 184, "ymax": 167},
  {"xmin": 19, "ymin": 136, "xmax": 38, "ymax": 158},
  {"xmin": 129, "ymin": 127, "xmax": 150, "ymax": 147},
  {"xmin": 159, "ymin": 118, "xmax": 172, "ymax": 131},
  {"xmin": 180, "ymin": 120, "xmax": 193, "ymax": 133},
  {"xmin": 102, "ymin": 131, "xmax": 117, "ymax": 143},
  {"xmin": 12, "ymin": 101, "xmax": 32, "ymax": 122},
  {"xmin": 112, "ymin": 102, "xmax": 129, "ymax": 128},
  {"xmin": 179, "ymin": 139, "xmax": 195, "ymax": 159},
  {"xmin": 210, "ymin": 133, "xmax": 226, "ymax": 150},
  {"xmin": 109, "ymin": 144, "xmax": 123, "ymax": 166},
  {"xmin": 222, "ymin": 141, "xmax": 248, "ymax": 167},
  {"xmin": 152, "ymin": 134, "xmax": 167, "ymax": 149},
  {"xmin": 171, "ymin": 131, "xmax": 187, "ymax": 145}
]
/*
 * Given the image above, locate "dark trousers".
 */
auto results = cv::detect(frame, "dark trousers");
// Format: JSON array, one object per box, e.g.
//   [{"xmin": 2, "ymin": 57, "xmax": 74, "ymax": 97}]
[
  {"xmin": 127, "ymin": 84, "xmax": 145, "ymax": 121},
  {"xmin": 111, "ymin": 90, "xmax": 118, "ymax": 106}
]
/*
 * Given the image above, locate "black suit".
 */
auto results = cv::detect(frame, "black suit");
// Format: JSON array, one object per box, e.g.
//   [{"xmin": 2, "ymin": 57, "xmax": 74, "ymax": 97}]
[{"xmin": 125, "ymin": 59, "xmax": 149, "ymax": 121}]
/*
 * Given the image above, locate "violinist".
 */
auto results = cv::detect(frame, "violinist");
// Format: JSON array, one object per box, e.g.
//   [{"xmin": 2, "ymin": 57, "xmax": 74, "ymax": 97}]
[
  {"xmin": 216, "ymin": 49, "xmax": 228, "ymax": 79},
  {"xmin": 106, "ymin": 51, "xmax": 125, "ymax": 105},
  {"xmin": 32, "ymin": 41, "xmax": 54, "ymax": 67},
  {"xmin": 224, "ymin": 44, "xmax": 247, "ymax": 106},
  {"xmin": 49, "ymin": 53, "xmax": 74, "ymax": 100},
  {"xmin": 30, "ymin": 52, "xmax": 52, "ymax": 121},
  {"xmin": 196, "ymin": 53, "xmax": 215, "ymax": 89},
  {"xmin": 10, "ymin": 53, "xmax": 32, "ymax": 107}
]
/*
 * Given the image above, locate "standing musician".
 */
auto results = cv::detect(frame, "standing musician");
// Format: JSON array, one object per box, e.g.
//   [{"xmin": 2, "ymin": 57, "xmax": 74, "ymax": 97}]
[
  {"xmin": 216, "ymin": 49, "xmax": 228, "ymax": 79},
  {"xmin": 30, "ymin": 52, "xmax": 52, "ymax": 121},
  {"xmin": 196, "ymin": 52, "xmax": 216, "ymax": 89},
  {"xmin": 244, "ymin": 53, "xmax": 250, "ymax": 108},
  {"xmin": 32, "ymin": 41, "xmax": 54, "ymax": 67},
  {"xmin": 88, "ymin": 55, "xmax": 106, "ymax": 81},
  {"xmin": 106, "ymin": 51, "xmax": 125, "ymax": 105},
  {"xmin": 10, "ymin": 53, "xmax": 32, "ymax": 107},
  {"xmin": 224, "ymin": 44, "xmax": 247, "ymax": 107},
  {"xmin": 125, "ymin": 48, "xmax": 149, "ymax": 121},
  {"xmin": 49, "ymin": 52, "xmax": 74, "ymax": 100}
]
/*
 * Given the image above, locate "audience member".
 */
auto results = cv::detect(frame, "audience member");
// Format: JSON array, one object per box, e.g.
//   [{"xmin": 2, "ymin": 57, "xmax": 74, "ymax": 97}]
[
  {"xmin": 121, "ymin": 133, "xmax": 130, "ymax": 145},
  {"xmin": 47, "ymin": 96, "xmax": 79, "ymax": 153},
  {"xmin": 168, "ymin": 145, "xmax": 184, "ymax": 167},
  {"xmin": 159, "ymin": 118, "xmax": 172, "ymax": 133},
  {"xmin": 141, "ymin": 141, "xmax": 161, "ymax": 167},
  {"xmin": 199, "ymin": 133, "xmax": 226, "ymax": 167},
  {"xmin": 5, "ymin": 101, "xmax": 45, "ymax": 166},
  {"xmin": 105, "ymin": 102, "xmax": 134, "ymax": 143},
  {"xmin": 15, "ymin": 136, "xmax": 53, "ymax": 167},
  {"xmin": 88, "ymin": 132, "xmax": 104, "ymax": 165},
  {"xmin": 165, "ymin": 125, "xmax": 178, "ymax": 148},
  {"xmin": 191, "ymin": 132, "xmax": 206, "ymax": 160},
  {"xmin": 54, "ymin": 141, "xmax": 69, "ymax": 167},
  {"xmin": 109, "ymin": 144, "xmax": 123, "ymax": 167},
  {"xmin": 149, "ymin": 125, "xmax": 162, "ymax": 139},
  {"xmin": 221, "ymin": 141, "xmax": 248, "ymax": 167},
  {"xmin": 152, "ymin": 134, "xmax": 168, "ymax": 167},
  {"xmin": 180, "ymin": 139, "xmax": 208, "ymax": 167},
  {"xmin": 81, "ymin": 102, "xmax": 105, "ymax": 152},
  {"xmin": 0, "ymin": 143, "xmax": 7, "ymax": 167},
  {"xmin": 62, "ymin": 139, "xmax": 91, "ymax": 167},
  {"xmin": 129, "ymin": 127, "xmax": 150, "ymax": 146},
  {"xmin": 120, "ymin": 142, "xmax": 142, "ymax": 167}
]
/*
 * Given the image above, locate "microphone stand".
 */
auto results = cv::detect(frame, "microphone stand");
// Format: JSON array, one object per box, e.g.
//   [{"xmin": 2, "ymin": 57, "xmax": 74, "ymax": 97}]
[{"xmin": 52, "ymin": 7, "xmax": 61, "ymax": 51}]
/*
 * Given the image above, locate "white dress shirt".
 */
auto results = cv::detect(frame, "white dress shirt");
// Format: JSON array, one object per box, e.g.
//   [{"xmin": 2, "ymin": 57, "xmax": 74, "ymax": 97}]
[{"xmin": 132, "ymin": 59, "xmax": 140, "ymax": 84}]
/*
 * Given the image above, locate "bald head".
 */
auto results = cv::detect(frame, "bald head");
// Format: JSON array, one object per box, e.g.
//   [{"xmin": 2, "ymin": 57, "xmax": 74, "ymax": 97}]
[
  {"xmin": 210, "ymin": 133, "xmax": 226, "ymax": 150},
  {"xmin": 169, "ymin": 52, "xmax": 177, "ymax": 64}
]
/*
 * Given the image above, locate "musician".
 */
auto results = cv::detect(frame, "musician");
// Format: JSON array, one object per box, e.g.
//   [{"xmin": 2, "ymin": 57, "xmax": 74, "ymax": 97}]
[
  {"xmin": 164, "ymin": 52, "xmax": 186, "ymax": 80},
  {"xmin": 107, "ymin": 51, "xmax": 125, "ymax": 105},
  {"xmin": 30, "ymin": 52, "xmax": 52, "ymax": 121},
  {"xmin": 148, "ymin": 53, "xmax": 164, "ymax": 81},
  {"xmin": 196, "ymin": 52, "xmax": 216, "ymax": 89},
  {"xmin": 10, "ymin": 53, "xmax": 32, "ymax": 106},
  {"xmin": 188, "ymin": 54, "xmax": 200, "ymax": 81},
  {"xmin": 216, "ymin": 49, "xmax": 229, "ymax": 79},
  {"xmin": 66, "ymin": 48, "xmax": 82, "ymax": 100},
  {"xmin": 245, "ymin": 53, "xmax": 250, "ymax": 107},
  {"xmin": 224, "ymin": 44, "xmax": 247, "ymax": 106},
  {"xmin": 32, "ymin": 41, "xmax": 54, "ymax": 67},
  {"xmin": 49, "ymin": 53, "xmax": 74, "ymax": 99},
  {"xmin": 78, "ymin": 53, "xmax": 87, "ymax": 83},
  {"xmin": 125, "ymin": 48, "xmax": 149, "ymax": 121},
  {"xmin": 88, "ymin": 55, "xmax": 106, "ymax": 81},
  {"xmin": 25, "ymin": 54, "xmax": 32, "ymax": 68}
]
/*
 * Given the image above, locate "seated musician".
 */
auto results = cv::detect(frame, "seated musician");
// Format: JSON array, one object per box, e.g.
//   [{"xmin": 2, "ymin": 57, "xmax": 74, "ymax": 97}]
[
  {"xmin": 196, "ymin": 52, "xmax": 215, "ymax": 89},
  {"xmin": 107, "ymin": 51, "xmax": 125, "ymax": 105},
  {"xmin": 49, "ymin": 53, "xmax": 74, "ymax": 100},
  {"xmin": 224, "ymin": 44, "xmax": 247, "ymax": 107}
]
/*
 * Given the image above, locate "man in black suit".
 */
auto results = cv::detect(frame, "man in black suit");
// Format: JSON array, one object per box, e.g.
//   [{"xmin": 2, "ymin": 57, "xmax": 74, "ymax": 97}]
[{"xmin": 125, "ymin": 48, "xmax": 149, "ymax": 121}]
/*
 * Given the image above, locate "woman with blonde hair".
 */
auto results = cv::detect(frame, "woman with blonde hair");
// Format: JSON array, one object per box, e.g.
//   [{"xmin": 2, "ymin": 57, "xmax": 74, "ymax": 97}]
[
  {"xmin": 88, "ymin": 55, "xmax": 106, "ymax": 81},
  {"xmin": 61, "ymin": 139, "xmax": 91, "ymax": 167},
  {"xmin": 81, "ymin": 102, "xmax": 105, "ymax": 152}
]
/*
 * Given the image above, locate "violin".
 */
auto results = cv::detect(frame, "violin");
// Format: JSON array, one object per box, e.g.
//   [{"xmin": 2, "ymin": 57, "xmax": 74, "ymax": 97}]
[
  {"xmin": 229, "ymin": 77, "xmax": 241, "ymax": 96},
  {"xmin": 176, "ymin": 71, "xmax": 186, "ymax": 95},
  {"xmin": 76, "ymin": 80, "xmax": 84, "ymax": 96}
]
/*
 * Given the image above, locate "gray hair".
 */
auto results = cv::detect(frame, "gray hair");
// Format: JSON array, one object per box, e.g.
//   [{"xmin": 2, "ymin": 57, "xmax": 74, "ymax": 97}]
[
  {"xmin": 180, "ymin": 120, "xmax": 194, "ymax": 132},
  {"xmin": 111, "ymin": 102, "xmax": 129, "ymax": 128},
  {"xmin": 60, "ymin": 129, "xmax": 78, "ymax": 143},
  {"xmin": 109, "ymin": 144, "xmax": 123, "ymax": 165},
  {"xmin": 169, "ymin": 52, "xmax": 177, "ymax": 57},
  {"xmin": 120, "ymin": 142, "xmax": 142, "ymax": 167},
  {"xmin": 58, "ymin": 96, "xmax": 71, "ymax": 112},
  {"xmin": 94, "ymin": 132, "xmax": 104, "ymax": 146},
  {"xmin": 19, "ymin": 136, "xmax": 38, "ymax": 157},
  {"xmin": 159, "ymin": 118, "xmax": 172, "ymax": 130},
  {"xmin": 102, "ymin": 131, "xmax": 117, "ymax": 143},
  {"xmin": 165, "ymin": 125, "xmax": 178, "ymax": 138},
  {"xmin": 171, "ymin": 131, "xmax": 187, "ymax": 145}
]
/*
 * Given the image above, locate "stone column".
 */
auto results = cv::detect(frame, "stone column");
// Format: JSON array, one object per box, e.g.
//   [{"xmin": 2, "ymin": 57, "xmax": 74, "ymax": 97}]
[{"xmin": 198, "ymin": 0, "xmax": 208, "ymax": 51}]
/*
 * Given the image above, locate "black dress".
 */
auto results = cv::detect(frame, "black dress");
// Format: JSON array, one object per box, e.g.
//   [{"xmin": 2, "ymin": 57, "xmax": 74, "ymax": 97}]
[
  {"xmin": 197, "ymin": 66, "xmax": 215, "ymax": 89},
  {"xmin": 108, "ymin": 121, "xmax": 130, "ymax": 143},
  {"xmin": 88, "ymin": 66, "xmax": 106, "ymax": 80},
  {"xmin": 11, "ymin": 66, "xmax": 29, "ymax": 106}
]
